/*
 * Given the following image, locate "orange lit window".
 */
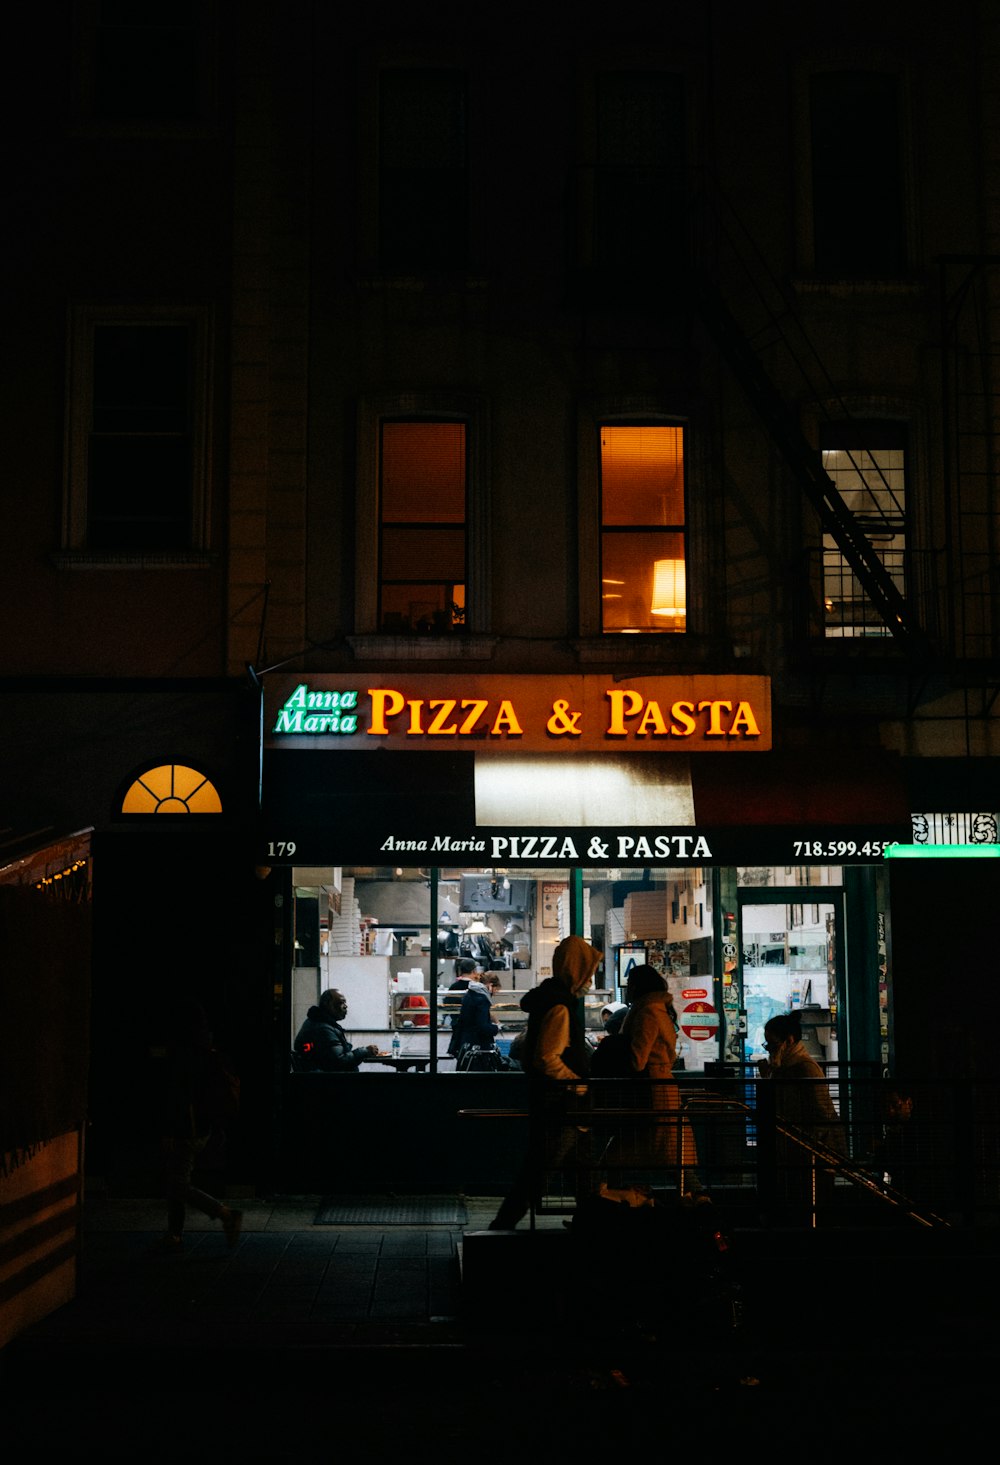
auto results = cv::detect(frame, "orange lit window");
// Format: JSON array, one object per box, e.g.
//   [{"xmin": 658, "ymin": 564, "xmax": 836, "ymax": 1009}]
[
  {"xmin": 121, "ymin": 765, "xmax": 222, "ymax": 814},
  {"xmin": 379, "ymin": 421, "xmax": 467, "ymax": 634},
  {"xmin": 601, "ymin": 425, "xmax": 686, "ymax": 633}
]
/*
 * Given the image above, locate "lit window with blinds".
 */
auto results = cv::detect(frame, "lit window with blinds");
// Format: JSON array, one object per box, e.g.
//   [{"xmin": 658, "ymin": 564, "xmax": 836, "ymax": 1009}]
[
  {"xmin": 379, "ymin": 421, "xmax": 467, "ymax": 634},
  {"xmin": 600, "ymin": 424, "xmax": 686, "ymax": 633}
]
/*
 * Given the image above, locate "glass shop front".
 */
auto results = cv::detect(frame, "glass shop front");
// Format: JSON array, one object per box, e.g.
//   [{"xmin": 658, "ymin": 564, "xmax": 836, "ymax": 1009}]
[
  {"xmin": 259, "ymin": 673, "xmax": 909, "ymax": 1191},
  {"xmin": 286, "ymin": 862, "xmax": 874, "ymax": 1076}
]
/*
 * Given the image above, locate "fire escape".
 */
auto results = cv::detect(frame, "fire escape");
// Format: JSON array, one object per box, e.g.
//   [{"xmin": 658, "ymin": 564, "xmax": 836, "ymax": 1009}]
[{"xmin": 691, "ymin": 180, "xmax": 1000, "ymax": 715}]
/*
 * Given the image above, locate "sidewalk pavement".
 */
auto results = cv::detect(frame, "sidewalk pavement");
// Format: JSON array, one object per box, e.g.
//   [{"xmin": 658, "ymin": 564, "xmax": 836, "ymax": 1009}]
[{"xmin": 3, "ymin": 1190, "xmax": 997, "ymax": 1459}]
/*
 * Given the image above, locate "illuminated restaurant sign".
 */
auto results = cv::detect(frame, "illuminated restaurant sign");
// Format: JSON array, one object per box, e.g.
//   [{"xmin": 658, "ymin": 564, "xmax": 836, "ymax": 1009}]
[{"xmin": 266, "ymin": 674, "xmax": 771, "ymax": 753}]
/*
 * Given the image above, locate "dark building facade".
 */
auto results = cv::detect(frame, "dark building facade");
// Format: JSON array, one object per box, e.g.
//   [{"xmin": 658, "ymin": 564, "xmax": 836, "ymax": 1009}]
[{"xmin": 4, "ymin": 1, "xmax": 1000, "ymax": 1213}]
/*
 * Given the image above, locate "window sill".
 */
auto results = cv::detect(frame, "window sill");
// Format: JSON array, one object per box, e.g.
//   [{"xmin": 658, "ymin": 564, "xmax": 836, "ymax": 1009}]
[
  {"xmin": 51, "ymin": 550, "xmax": 216, "ymax": 571},
  {"xmin": 355, "ymin": 272, "xmax": 489, "ymax": 293},
  {"xmin": 790, "ymin": 275, "xmax": 926, "ymax": 298},
  {"xmin": 68, "ymin": 119, "xmax": 222, "ymax": 143},
  {"xmin": 572, "ymin": 636, "xmax": 713, "ymax": 666},
  {"xmin": 346, "ymin": 634, "xmax": 499, "ymax": 661}
]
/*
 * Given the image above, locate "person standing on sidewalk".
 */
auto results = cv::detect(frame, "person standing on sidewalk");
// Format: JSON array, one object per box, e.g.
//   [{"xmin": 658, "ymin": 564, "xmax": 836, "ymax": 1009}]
[
  {"xmin": 489, "ymin": 935, "xmax": 602, "ymax": 1229},
  {"xmin": 153, "ymin": 997, "xmax": 243, "ymax": 1253}
]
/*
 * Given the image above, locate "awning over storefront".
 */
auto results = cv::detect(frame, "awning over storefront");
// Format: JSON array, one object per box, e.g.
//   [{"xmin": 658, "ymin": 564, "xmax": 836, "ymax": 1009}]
[
  {"xmin": 689, "ymin": 748, "xmax": 910, "ymax": 825},
  {"xmin": 260, "ymin": 746, "xmax": 910, "ymax": 867},
  {"xmin": 900, "ymin": 756, "xmax": 1000, "ymax": 812}
]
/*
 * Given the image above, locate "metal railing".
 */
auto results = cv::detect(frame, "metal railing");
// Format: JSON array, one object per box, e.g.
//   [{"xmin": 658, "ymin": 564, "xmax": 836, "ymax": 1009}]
[{"xmin": 512, "ymin": 1071, "xmax": 999, "ymax": 1229}]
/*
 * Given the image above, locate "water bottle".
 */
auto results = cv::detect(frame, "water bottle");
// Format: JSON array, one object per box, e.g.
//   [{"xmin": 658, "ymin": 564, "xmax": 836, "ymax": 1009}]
[{"xmin": 391, "ymin": 1033, "xmax": 401, "ymax": 1058}]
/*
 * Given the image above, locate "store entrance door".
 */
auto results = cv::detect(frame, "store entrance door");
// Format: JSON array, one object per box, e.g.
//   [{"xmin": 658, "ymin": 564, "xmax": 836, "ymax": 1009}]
[{"xmin": 739, "ymin": 896, "xmax": 843, "ymax": 1070}]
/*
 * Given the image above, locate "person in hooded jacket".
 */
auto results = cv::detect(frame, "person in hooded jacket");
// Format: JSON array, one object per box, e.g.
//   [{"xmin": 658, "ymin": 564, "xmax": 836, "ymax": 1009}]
[
  {"xmin": 615, "ymin": 964, "xmax": 699, "ymax": 1187},
  {"xmin": 489, "ymin": 934, "xmax": 603, "ymax": 1229}
]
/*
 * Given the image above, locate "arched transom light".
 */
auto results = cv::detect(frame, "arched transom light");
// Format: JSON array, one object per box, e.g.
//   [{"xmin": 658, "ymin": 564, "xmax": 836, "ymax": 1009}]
[{"xmin": 122, "ymin": 764, "xmax": 222, "ymax": 814}]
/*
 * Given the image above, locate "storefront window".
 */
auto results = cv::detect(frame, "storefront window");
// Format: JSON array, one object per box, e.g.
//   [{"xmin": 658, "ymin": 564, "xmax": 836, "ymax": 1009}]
[
  {"xmin": 288, "ymin": 862, "xmax": 861, "ymax": 1081},
  {"xmin": 736, "ymin": 865, "xmax": 844, "ymax": 887},
  {"xmin": 584, "ymin": 865, "xmax": 717, "ymax": 1072},
  {"xmin": 289, "ymin": 865, "xmax": 613, "ymax": 1072}
]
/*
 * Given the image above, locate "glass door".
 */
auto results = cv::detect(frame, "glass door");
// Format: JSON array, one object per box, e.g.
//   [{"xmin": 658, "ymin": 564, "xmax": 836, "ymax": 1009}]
[{"xmin": 739, "ymin": 895, "xmax": 843, "ymax": 1070}]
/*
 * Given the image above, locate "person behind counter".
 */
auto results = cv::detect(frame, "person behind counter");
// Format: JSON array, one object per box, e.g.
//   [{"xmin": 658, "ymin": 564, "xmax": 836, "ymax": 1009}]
[
  {"xmin": 448, "ymin": 970, "xmax": 501, "ymax": 1061},
  {"xmin": 599, "ymin": 1002, "xmax": 628, "ymax": 1038},
  {"xmin": 442, "ymin": 957, "xmax": 479, "ymax": 1029},
  {"xmin": 293, "ymin": 989, "xmax": 384, "ymax": 1072}
]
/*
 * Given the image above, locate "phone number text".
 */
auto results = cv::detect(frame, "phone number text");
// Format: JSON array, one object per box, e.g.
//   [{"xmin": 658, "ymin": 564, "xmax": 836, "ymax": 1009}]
[{"xmin": 791, "ymin": 840, "xmax": 896, "ymax": 858}]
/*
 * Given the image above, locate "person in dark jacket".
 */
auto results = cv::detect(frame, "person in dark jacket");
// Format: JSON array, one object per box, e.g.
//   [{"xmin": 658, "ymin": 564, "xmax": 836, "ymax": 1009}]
[
  {"xmin": 293, "ymin": 989, "xmax": 381, "ymax": 1071},
  {"xmin": 490, "ymin": 935, "xmax": 602, "ymax": 1229},
  {"xmin": 448, "ymin": 971, "xmax": 500, "ymax": 1058},
  {"xmin": 153, "ymin": 997, "xmax": 243, "ymax": 1253},
  {"xmin": 442, "ymin": 957, "xmax": 479, "ymax": 1028}
]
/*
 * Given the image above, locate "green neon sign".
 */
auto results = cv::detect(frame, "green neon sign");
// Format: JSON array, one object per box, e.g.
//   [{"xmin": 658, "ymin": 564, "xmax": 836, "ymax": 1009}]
[
  {"xmin": 884, "ymin": 843, "xmax": 1000, "ymax": 859},
  {"xmin": 273, "ymin": 684, "xmax": 359, "ymax": 735}
]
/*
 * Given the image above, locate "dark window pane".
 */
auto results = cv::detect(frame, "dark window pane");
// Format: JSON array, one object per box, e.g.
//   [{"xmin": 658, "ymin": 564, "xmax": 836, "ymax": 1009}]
[
  {"xmin": 93, "ymin": 325, "xmax": 190, "ymax": 431},
  {"xmin": 597, "ymin": 72, "xmax": 682, "ymax": 167},
  {"xmin": 379, "ymin": 70, "xmax": 468, "ymax": 271},
  {"xmin": 594, "ymin": 72, "xmax": 685, "ymax": 277},
  {"xmin": 810, "ymin": 72, "xmax": 904, "ymax": 276},
  {"xmin": 94, "ymin": 4, "xmax": 200, "ymax": 121},
  {"xmin": 88, "ymin": 437, "xmax": 192, "ymax": 550},
  {"xmin": 88, "ymin": 323, "xmax": 193, "ymax": 550}
]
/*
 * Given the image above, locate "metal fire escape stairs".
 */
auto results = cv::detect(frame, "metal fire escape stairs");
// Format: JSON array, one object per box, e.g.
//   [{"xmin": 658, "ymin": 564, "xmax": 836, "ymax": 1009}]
[
  {"xmin": 692, "ymin": 192, "xmax": 1000, "ymax": 726},
  {"xmin": 695, "ymin": 276, "xmax": 922, "ymax": 654},
  {"xmin": 689, "ymin": 182, "xmax": 932, "ymax": 676}
]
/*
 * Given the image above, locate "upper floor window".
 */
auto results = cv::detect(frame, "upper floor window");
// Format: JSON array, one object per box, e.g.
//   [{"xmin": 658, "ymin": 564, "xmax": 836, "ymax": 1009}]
[
  {"xmin": 378, "ymin": 69, "xmax": 468, "ymax": 272},
  {"xmin": 600, "ymin": 424, "xmax": 686, "ymax": 634},
  {"xmin": 820, "ymin": 422, "xmax": 907, "ymax": 638},
  {"xmin": 809, "ymin": 71, "xmax": 904, "ymax": 277},
  {"xmin": 63, "ymin": 307, "xmax": 210, "ymax": 557},
  {"xmin": 379, "ymin": 421, "xmax": 467, "ymax": 634},
  {"xmin": 74, "ymin": 0, "xmax": 213, "ymax": 127},
  {"xmin": 588, "ymin": 71, "xmax": 685, "ymax": 283}
]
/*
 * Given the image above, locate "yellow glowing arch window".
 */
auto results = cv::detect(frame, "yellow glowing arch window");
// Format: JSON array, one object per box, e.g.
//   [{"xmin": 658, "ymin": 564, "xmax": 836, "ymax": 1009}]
[{"xmin": 122, "ymin": 765, "xmax": 222, "ymax": 815}]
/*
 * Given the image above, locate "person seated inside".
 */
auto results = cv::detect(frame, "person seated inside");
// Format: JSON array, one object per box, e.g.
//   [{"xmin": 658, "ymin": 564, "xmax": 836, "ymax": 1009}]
[{"xmin": 293, "ymin": 988, "xmax": 383, "ymax": 1071}]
